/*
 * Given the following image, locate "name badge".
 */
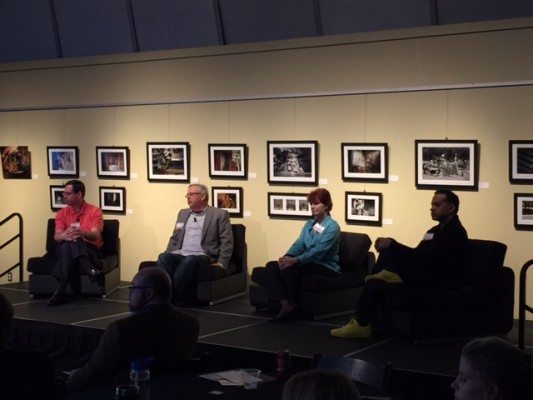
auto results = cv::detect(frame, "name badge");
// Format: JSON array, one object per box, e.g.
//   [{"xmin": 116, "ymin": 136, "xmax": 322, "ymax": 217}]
[
  {"xmin": 176, "ymin": 222, "xmax": 184, "ymax": 230},
  {"xmin": 313, "ymin": 223, "xmax": 325, "ymax": 233},
  {"xmin": 423, "ymin": 232, "xmax": 434, "ymax": 241}
]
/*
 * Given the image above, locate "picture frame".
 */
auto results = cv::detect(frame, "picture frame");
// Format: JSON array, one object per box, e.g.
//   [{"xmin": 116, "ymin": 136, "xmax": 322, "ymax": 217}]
[
  {"xmin": 415, "ymin": 140, "xmax": 478, "ymax": 190},
  {"xmin": 509, "ymin": 140, "xmax": 533, "ymax": 184},
  {"xmin": 99, "ymin": 186, "xmax": 126, "ymax": 214},
  {"xmin": 514, "ymin": 193, "xmax": 533, "ymax": 230},
  {"xmin": 208, "ymin": 144, "xmax": 247, "ymax": 179},
  {"xmin": 212, "ymin": 186, "xmax": 243, "ymax": 218},
  {"xmin": 341, "ymin": 143, "xmax": 388, "ymax": 182},
  {"xmin": 147, "ymin": 142, "xmax": 190, "ymax": 182},
  {"xmin": 0, "ymin": 146, "xmax": 32, "ymax": 179},
  {"xmin": 345, "ymin": 191, "xmax": 383, "ymax": 226},
  {"xmin": 96, "ymin": 147, "xmax": 130, "ymax": 179},
  {"xmin": 267, "ymin": 141, "xmax": 318, "ymax": 185},
  {"xmin": 267, "ymin": 192, "xmax": 311, "ymax": 219},
  {"xmin": 47, "ymin": 146, "xmax": 79, "ymax": 178},
  {"xmin": 50, "ymin": 185, "xmax": 68, "ymax": 211}
]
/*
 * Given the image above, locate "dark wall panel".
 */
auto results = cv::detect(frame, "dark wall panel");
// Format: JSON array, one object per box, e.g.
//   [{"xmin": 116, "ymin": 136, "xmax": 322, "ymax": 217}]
[
  {"xmin": 0, "ymin": 0, "xmax": 58, "ymax": 62},
  {"xmin": 320, "ymin": 0, "xmax": 436, "ymax": 35},
  {"xmin": 437, "ymin": 0, "xmax": 533, "ymax": 24},
  {"xmin": 54, "ymin": 0, "xmax": 135, "ymax": 58},
  {"xmin": 131, "ymin": 0, "xmax": 221, "ymax": 51},
  {"xmin": 219, "ymin": 0, "xmax": 319, "ymax": 44}
]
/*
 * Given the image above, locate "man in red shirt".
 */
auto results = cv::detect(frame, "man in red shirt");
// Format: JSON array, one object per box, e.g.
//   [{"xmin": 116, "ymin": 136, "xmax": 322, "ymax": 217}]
[{"xmin": 47, "ymin": 180, "xmax": 103, "ymax": 306}]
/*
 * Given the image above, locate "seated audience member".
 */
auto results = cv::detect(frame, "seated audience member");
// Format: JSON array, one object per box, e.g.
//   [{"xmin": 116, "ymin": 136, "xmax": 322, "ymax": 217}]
[
  {"xmin": 270, "ymin": 188, "xmax": 341, "ymax": 322},
  {"xmin": 67, "ymin": 268, "xmax": 200, "ymax": 392},
  {"xmin": 0, "ymin": 292, "xmax": 14, "ymax": 349},
  {"xmin": 156, "ymin": 183, "xmax": 233, "ymax": 303},
  {"xmin": 282, "ymin": 369, "xmax": 361, "ymax": 400},
  {"xmin": 452, "ymin": 336, "xmax": 533, "ymax": 400},
  {"xmin": 331, "ymin": 189, "xmax": 468, "ymax": 338}
]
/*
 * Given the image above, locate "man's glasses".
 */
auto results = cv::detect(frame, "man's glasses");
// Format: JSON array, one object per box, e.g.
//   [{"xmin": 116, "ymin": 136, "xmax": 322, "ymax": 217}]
[{"xmin": 184, "ymin": 192, "xmax": 203, "ymax": 198}]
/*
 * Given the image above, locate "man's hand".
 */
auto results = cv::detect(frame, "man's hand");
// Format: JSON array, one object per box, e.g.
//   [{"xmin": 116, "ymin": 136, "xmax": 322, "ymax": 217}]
[{"xmin": 211, "ymin": 262, "xmax": 225, "ymax": 269}]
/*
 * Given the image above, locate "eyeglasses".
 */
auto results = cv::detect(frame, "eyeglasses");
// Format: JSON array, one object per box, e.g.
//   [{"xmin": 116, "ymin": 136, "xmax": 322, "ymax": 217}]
[
  {"xmin": 184, "ymin": 192, "xmax": 203, "ymax": 198},
  {"xmin": 128, "ymin": 285, "xmax": 152, "ymax": 293}
]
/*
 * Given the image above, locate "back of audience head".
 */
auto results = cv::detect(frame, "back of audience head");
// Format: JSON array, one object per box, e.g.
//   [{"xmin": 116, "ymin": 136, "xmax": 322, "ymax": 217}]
[
  {"xmin": 452, "ymin": 336, "xmax": 533, "ymax": 400},
  {"xmin": 129, "ymin": 268, "xmax": 173, "ymax": 313},
  {"xmin": 282, "ymin": 369, "xmax": 361, "ymax": 400},
  {"xmin": 0, "ymin": 292, "xmax": 14, "ymax": 349}
]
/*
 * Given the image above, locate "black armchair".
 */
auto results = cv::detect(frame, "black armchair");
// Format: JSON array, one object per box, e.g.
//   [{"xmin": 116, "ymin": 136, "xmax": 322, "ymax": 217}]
[
  {"xmin": 138, "ymin": 223, "xmax": 247, "ymax": 305},
  {"xmin": 27, "ymin": 219, "xmax": 120, "ymax": 297},
  {"xmin": 249, "ymin": 232, "xmax": 374, "ymax": 319}
]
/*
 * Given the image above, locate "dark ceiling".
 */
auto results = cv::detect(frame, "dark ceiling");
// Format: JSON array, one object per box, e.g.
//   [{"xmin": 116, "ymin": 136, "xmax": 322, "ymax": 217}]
[{"xmin": 1, "ymin": 0, "xmax": 533, "ymax": 64}]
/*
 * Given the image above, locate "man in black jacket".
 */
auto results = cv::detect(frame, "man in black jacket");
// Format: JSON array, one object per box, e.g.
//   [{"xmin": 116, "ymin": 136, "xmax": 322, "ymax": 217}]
[
  {"xmin": 331, "ymin": 189, "xmax": 469, "ymax": 338},
  {"xmin": 68, "ymin": 267, "xmax": 200, "ymax": 392}
]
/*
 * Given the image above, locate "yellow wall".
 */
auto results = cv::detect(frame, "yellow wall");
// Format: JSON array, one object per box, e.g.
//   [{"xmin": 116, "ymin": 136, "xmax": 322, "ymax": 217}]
[{"xmin": 1, "ymin": 18, "xmax": 532, "ymax": 316}]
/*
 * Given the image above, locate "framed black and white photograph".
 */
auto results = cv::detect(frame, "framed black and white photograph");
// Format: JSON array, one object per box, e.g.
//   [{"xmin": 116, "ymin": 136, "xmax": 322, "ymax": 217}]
[
  {"xmin": 267, "ymin": 141, "xmax": 318, "ymax": 185},
  {"xmin": 147, "ymin": 142, "xmax": 190, "ymax": 182},
  {"xmin": 208, "ymin": 144, "xmax": 247, "ymax": 179},
  {"xmin": 415, "ymin": 140, "xmax": 478, "ymax": 190},
  {"xmin": 268, "ymin": 192, "xmax": 312, "ymax": 219},
  {"xmin": 514, "ymin": 193, "xmax": 533, "ymax": 230},
  {"xmin": 212, "ymin": 186, "xmax": 243, "ymax": 218},
  {"xmin": 99, "ymin": 186, "xmax": 126, "ymax": 214},
  {"xmin": 50, "ymin": 185, "xmax": 67, "ymax": 211},
  {"xmin": 509, "ymin": 140, "xmax": 533, "ymax": 184},
  {"xmin": 345, "ymin": 191, "xmax": 382, "ymax": 226},
  {"xmin": 96, "ymin": 147, "xmax": 130, "ymax": 179},
  {"xmin": 341, "ymin": 143, "xmax": 388, "ymax": 182},
  {"xmin": 47, "ymin": 146, "xmax": 79, "ymax": 178}
]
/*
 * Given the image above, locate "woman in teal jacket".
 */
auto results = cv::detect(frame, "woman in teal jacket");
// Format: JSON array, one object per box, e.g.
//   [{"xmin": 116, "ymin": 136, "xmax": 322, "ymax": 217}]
[{"xmin": 272, "ymin": 188, "xmax": 340, "ymax": 322}]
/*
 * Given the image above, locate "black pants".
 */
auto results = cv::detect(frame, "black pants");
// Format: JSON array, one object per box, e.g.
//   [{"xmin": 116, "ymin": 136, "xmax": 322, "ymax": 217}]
[{"xmin": 52, "ymin": 240, "xmax": 101, "ymax": 294}]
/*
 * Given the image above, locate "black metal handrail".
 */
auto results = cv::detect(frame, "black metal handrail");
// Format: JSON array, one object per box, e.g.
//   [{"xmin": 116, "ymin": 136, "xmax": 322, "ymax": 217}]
[
  {"xmin": 518, "ymin": 259, "xmax": 533, "ymax": 350},
  {"xmin": 0, "ymin": 212, "xmax": 23, "ymax": 282}
]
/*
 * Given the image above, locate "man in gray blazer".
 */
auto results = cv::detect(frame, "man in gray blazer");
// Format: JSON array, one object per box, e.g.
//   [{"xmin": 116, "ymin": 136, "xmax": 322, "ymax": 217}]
[{"xmin": 156, "ymin": 183, "xmax": 233, "ymax": 302}]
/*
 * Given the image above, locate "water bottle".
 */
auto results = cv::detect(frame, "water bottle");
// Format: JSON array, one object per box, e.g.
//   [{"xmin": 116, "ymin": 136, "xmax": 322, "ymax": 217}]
[{"xmin": 129, "ymin": 358, "xmax": 152, "ymax": 400}]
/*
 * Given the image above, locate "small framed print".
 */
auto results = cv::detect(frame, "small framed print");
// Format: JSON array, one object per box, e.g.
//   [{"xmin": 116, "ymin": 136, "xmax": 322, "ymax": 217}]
[
  {"xmin": 0, "ymin": 146, "xmax": 31, "ymax": 179},
  {"xmin": 47, "ymin": 146, "xmax": 79, "ymax": 178},
  {"xmin": 509, "ymin": 140, "xmax": 533, "ymax": 184},
  {"xmin": 96, "ymin": 147, "xmax": 130, "ymax": 179},
  {"xmin": 212, "ymin": 186, "xmax": 243, "ymax": 218},
  {"xmin": 514, "ymin": 193, "xmax": 533, "ymax": 230},
  {"xmin": 208, "ymin": 144, "xmax": 247, "ymax": 179},
  {"xmin": 267, "ymin": 141, "xmax": 318, "ymax": 185},
  {"xmin": 50, "ymin": 185, "xmax": 67, "ymax": 211},
  {"xmin": 99, "ymin": 186, "xmax": 126, "ymax": 214},
  {"xmin": 268, "ymin": 192, "xmax": 311, "ymax": 219},
  {"xmin": 345, "ymin": 191, "xmax": 382, "ymax": 226},
  {"xmin": 341, "ymin": 143, "xmax": 388, "ymax": 182},
  {"xmin": 147, "ymin": 142, "xmax": 190, "ymax": 182},
  {"xmin": 415, "ymin": 140, "xmax": 478, "ymax": 190}
]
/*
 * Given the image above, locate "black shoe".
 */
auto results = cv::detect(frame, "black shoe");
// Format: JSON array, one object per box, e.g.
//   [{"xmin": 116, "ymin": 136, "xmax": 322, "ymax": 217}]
[
  {"xmin": 88, "ymin": 268, "xmax": 102, "ymax": 282},
  {"xmin": 47, "ymin": 292, "xmax": 65, "ymax": 306}
]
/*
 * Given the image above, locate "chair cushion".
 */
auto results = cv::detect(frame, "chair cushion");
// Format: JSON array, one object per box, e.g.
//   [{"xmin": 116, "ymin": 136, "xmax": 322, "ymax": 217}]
[{"xmin": 339, "ymin": 232, "xmax": 372, "ymax": 272}]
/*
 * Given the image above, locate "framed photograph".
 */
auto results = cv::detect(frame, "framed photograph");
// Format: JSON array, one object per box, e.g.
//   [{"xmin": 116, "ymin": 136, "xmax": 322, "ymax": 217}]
[
  {"xmin": 267, "ymin": 192, "xmax": 312, "ymax": 219},
  {"xmin": 147, "ymin": 142, "xmax": 190, "ymax": 182},
  {"xmin": 345, "ymin": 191, "xmax": 383, "ymax": 226},
  {"xmin": 208, "ymin": 144, "xmax": 247, "ymax": 179},
  {"xmin": 47, "ymin": 146, "xmax": 79, "ymax": 178},
  {"xmin": 96, "ymin": 147, "xmax": 130, "ymax": 179},
  {"xmin": 212, "ymin": 186, "xmax": 243, "ymax": 218},
  {"xmin": 341, "ymin": 143, "xmax": 388, "ymax": 182},
  {"xmin": 509, "ymin": 140, "xmax": 533, "ymax": 184},
  {"xmin": 99, "ymin": 186, "xmax": 126, "ymax": 214},
  {"xmin": 267, "ymin": 141, "xmax": 318, "ymax": 185},
  {"xmin": 514, "ymin": 193, "xmax": 533, "ymax": 230},
  {"xmin": 50, "ymin": 185, "xmax": 68, "ymax": 211},
  {"xmin": 0, "ymin": 146, "xmax": 31, "ymax": 179},
  {"xmin": 415, "ymin": 140, "xmax": 478, "ymax": 190}
]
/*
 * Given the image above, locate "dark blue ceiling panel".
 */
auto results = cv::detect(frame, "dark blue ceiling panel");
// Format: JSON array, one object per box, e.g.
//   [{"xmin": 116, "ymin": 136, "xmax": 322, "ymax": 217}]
[
  {"xmin": 319, "ymin": 0, "xmax": 436, "ymax": 35},
  {"xmin": 54, "ymin": 0, "xmax": 135, "ymax": 58},
  {"xmin": 219, "ymin": 0, "xmax": 319, "ymax": 44},
  {"xmin": 436, "ymin": 0, "xmax": 533, "ymax": 24},
  {"xmin": 0, "ymin": 0, "xmax": 58, "ymax": 62},
  {"xmin": 131, "ymin": 0, "xmax": 221, "ymax": 51}
]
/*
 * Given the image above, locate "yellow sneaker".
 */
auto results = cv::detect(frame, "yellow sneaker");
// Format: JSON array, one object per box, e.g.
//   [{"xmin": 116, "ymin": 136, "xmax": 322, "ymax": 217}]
[
  {"xmin": 364, "ymin": 269, "xmax": 403, "ymax": 284},
  {"xmin": 330, "ymin": 319, "xmax": 372, "ymax": 338}
]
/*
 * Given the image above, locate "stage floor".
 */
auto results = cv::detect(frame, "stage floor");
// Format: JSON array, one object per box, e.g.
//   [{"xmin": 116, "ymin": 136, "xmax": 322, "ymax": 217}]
[{"xmin": 2, "ymin": 281, "xmax": 532, "ymax": 381}]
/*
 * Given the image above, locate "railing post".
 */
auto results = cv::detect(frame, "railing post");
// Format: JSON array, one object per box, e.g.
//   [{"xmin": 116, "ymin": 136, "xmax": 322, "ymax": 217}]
[{"xmin": 518, "ymin": 259, "xmax": 533, "ymax": 350}]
